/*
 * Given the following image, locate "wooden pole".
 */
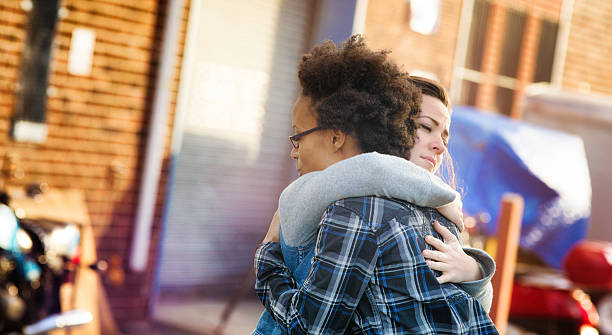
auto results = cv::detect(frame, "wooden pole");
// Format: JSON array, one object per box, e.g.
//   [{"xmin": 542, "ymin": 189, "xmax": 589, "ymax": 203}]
[{"xmin": 489, "ymin": 193, "xmax": 524, "ymax": 334}]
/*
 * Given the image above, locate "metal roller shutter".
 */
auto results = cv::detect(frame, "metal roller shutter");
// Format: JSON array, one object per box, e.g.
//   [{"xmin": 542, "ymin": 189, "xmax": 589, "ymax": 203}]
[{"xmin": 158, "ymin": 0, "xmax": 312, "ymax": 291}]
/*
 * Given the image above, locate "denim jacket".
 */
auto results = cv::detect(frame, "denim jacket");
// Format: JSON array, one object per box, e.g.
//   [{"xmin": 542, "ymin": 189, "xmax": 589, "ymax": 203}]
[{"xmin": 253, "ymin": 226, "xmax": 315, "ymax": 335}]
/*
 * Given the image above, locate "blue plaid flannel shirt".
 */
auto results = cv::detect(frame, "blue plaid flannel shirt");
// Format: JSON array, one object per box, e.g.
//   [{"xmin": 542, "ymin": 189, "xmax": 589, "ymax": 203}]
[{"xmin": 255, "ymin": 196, "xmax": 499, "ymax": 334}]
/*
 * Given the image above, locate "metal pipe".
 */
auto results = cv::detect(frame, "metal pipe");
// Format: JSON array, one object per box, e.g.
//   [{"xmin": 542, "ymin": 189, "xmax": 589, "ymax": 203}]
[
  {"xmin": 352, "ymin": 0, "xmax": 369, "ymax": 35},
  {"xmin": 149, "ymin": 0, "xmax": 202, "ymax": 315},
  {"xmin": 130, "ymin": 0, "xmax": 185, "ymax": 272},
  {"xmin": 450, "ymin": 0, "xmax": 475, "ymax": 102},
  {"xmin": 550, "ymin": 0, "xmax": 575, "ymax": 88}
]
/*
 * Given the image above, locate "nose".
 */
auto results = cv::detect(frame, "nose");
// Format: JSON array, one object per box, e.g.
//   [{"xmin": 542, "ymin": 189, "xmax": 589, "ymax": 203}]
[
  {"xmin": 290, "ymin": 146, "xmax": 298, "ymax": 159},
  {"xmin": 428, "ymin": 137, "xmax": 446, "ymax": 154}
]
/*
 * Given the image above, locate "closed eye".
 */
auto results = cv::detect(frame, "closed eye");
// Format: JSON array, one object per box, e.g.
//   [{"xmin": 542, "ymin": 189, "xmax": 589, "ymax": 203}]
[{"xmin": 419, "ymin": 124, "xmax": 432, "ymax": 132}]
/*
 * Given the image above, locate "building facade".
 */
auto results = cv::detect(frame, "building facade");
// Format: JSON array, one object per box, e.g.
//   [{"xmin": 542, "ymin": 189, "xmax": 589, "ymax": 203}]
[
  {"xmin": 0, "ymin": 0, "xmax": 189, "ymax": 325},
  {"xmin": 1, "ymin": 0, "xmax": 611, "ymax": 329},
  {"xmin": 365, "ymin": 0, "xmax": 612, "ymax": 118}
]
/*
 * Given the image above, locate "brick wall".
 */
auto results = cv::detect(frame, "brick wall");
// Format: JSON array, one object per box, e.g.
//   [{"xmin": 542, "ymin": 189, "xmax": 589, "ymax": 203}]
[
  {"xmin": 0, "ymin": 0, "xmax": 189, "ymax": 325},
  {"xmin": 475, "ymin": 2, "xmax": 506, "ymax": 111},
  {"xmin": 363, "ymin": 0, "xmax": 462, "ymax": 87},
  {"xmin": 562, "ymin": 0, "xmax": 612, "ymax": 95},
  {"xmin": 364, "ymin": 0, "xmax": 565, "ymax": 114},
  {"xmin": 364, "ymin": 0, "xmax": 612, "ymax": 108}
]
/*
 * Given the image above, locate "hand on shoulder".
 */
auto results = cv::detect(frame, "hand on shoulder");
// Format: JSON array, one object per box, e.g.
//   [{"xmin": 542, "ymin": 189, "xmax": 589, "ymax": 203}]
[
  {"xmin": 422, "ymin": 221, "xmax": 481, "ymax": 283},
  {"xmin": 436, "ymin": 195, "xmax": 464, "ymax": 232}
]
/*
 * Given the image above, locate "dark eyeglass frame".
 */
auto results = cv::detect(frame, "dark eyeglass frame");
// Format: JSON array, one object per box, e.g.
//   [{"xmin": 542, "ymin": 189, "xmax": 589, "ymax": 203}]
[{"xmin": 289, "ymin": 126, "xmax": 324, "ymax": 149}]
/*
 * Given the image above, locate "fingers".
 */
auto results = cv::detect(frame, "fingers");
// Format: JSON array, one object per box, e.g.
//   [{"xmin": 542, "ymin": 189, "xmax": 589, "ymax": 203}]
[
  {"xmin": 455, "ymin": 214, "xmax": 465, "ymax": 232},
  {"xmin": 455, "ymin": 196, "xmax": 464, "ymax": 211},
  {"xmin": 433, "ymin": 221, "xmax": 458, "ymax": 243},
  {"xmin": 436, "ymin": 274, "xmax": 451, "ymax": 284},
  {"xmin": 454, "ymin": 197, "xmax": 465, "ymax": 232},
  {"xmin": 422, "ymin": 248, "xmax": 446, "ymax": 262},
  {"xmin": 426, "ymin": 260, "xmax": 452, "ymax": 284},
  {"xmin": 263, "ymin": 209, "xmax": 281, "ymax": 243},
  {"xmin": 424, "ymin": 234, "xmax": 447, "ymax": 252},
  {"xmin": 425, "ymin": 259, "xmax": 448, "ymax": 272}
]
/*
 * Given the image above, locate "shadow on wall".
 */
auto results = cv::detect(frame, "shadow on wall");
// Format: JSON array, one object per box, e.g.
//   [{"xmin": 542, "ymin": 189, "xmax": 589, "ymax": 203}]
[{"xmin": 96, "ymin": 2, "xmax": 177, "ymax": 323}]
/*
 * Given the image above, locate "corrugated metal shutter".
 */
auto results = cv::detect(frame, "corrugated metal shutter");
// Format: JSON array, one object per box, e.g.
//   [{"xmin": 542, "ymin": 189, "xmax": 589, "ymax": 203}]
[{"xmin": 159, "ymin": 0, "xmax": 312, "ymax": 291}]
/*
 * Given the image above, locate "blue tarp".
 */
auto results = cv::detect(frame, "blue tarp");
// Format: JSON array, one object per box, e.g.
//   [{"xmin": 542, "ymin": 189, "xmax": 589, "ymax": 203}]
[{"xmin": 444, "ymin": 106, "xmax": 591, "ymax": 268}]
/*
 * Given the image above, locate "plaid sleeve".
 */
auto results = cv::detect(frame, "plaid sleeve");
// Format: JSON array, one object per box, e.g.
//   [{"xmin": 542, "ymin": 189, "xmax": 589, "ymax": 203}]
[{"xmin": 254, "ymin": 204, "xmax": 378, "ymax": 334}]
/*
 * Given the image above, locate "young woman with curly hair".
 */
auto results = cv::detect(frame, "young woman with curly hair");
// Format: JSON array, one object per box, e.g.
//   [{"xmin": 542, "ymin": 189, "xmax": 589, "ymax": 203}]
[{"xmin": 254, "ymin": 36, "xmax": 498, "ymax": 334}]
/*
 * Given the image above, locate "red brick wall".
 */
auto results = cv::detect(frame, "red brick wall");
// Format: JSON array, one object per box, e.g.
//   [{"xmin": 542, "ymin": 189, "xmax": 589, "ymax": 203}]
[
  {"xmin": 357, "ymin": 0, "xmax": 612, "ymax": 108},
  {"xmin": 363, "ymin": 0, "xmax": 462, "ymax": 87},
  {"xmin": 0, "ymin": 0, "xmax": 189, "ymax": 325},
  {"xmin": 364, "ymin": 0, "xmax": 565, "ymax": 113},
  {"xmin": 562, "ymin": 0, "xmax": 612, "ymax": 95},
  {"xmin": 476, "ymin": 2, "xmax": 507, "ymax": 111},
  {"xmin": 511, "ymin": 12, "xmax": 542, "ymax": 118}
]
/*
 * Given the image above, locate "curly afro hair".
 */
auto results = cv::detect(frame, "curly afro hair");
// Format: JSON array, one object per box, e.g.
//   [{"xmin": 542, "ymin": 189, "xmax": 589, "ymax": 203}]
[{"xmin": 297, "ymin": 35, "xmax": 421, "ymax": 158}]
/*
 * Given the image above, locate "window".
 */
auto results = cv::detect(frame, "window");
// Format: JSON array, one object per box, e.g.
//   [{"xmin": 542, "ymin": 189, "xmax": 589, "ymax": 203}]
[
  {"xmin": 409, "ymin": 0, "xmax": 441, "ymax": 35},
  {"xmin": 464, "ymin": 0, "xmax": 490, "ymax": 72},
  {"xmin": 13, "ymin": 0, "xmax": 60, "ymax": 143},
  {"xmin": 533, "ymin": 18, "xmax": 558, "ymax": 83},
  {"xmin": 454, "ymin": 0, "xmax": 559, "ymax": 116},
  {"xmin": 498, "ymin": 7, "xmax": 526, "ymax": 78}
]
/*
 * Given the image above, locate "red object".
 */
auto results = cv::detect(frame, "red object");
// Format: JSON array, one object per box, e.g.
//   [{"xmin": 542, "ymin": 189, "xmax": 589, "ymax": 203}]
[
  {"xmin": 563, "ymin": 240, "xmax": 612, "ymax": 289},
  {"xmin": 510, "ymin": 282, "xmax": 598, "ymax": 326},
  {"xmin": 71, "ymin": 245, "xmax": 81, "ymax": 265}
]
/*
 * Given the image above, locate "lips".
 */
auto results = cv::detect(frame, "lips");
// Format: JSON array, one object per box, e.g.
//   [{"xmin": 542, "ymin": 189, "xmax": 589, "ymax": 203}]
[{"xmin": 420, "ymin": 156, "xmax": 436, "ymax": 169}]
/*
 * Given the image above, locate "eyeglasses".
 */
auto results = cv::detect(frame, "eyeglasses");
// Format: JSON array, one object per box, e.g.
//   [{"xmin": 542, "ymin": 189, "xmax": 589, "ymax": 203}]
[{"xmin": 289, "ymin": 126, "xmax": 323, "ymax": 149}]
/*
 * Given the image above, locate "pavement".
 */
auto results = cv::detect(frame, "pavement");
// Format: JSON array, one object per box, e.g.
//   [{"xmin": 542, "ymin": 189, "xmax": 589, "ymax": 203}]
[
  {"xmin": 120, "ymin": 296, "xmax": 538, "ymax": 335},
  {"xmin": 143, "ymin": 297, "xmax": 265, "ymax": 335}
]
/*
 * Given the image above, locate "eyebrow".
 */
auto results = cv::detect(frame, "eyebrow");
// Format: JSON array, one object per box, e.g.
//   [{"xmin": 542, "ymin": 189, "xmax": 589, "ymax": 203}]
[{"xmin": 419, "ymin": 115, "xmax": 439, "ymax": 125}]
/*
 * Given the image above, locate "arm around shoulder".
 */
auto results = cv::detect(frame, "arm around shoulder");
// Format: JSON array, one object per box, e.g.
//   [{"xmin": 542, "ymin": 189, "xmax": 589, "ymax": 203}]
[{"xmin": 255, "ymin": 202, "xmax": 379, "ymax": 334}]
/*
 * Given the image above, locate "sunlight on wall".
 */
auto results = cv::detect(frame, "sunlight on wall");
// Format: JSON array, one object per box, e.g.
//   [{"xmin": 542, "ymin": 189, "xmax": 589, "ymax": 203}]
[{"xmin": 185, "ymin": 62, "xmax": 269, "ymax": 162}]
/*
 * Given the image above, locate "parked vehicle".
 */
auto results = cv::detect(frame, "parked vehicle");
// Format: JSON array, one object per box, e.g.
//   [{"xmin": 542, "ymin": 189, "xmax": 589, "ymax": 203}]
[
  {"xmin": 564, "ymin": 240, "xmax": 612, "ymax": 334},
  {"xmin": 450, "ymin": 106, "xmax": 606, "ymax": 334},
  {"xmin": 509, "ymin": 267, "xmax": 599, "ymax": 334},
  {"xmin": 0, "ymin": 189, "xmax": 92, "ymax": 334}
]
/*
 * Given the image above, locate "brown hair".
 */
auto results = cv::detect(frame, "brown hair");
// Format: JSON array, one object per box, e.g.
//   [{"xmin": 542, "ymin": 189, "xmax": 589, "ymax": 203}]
[
  {"xmin": 409, "ymin": 76, "xmax": 449, "ymax": 107},
  {"xmin": 409, "ymin": 76, "xmax": 457, "ymax": 191}
]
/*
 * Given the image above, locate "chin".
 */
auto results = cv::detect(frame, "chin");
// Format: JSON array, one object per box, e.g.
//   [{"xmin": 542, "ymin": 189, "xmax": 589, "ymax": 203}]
[{"xmin": 415, "ymin": 162, "xmax": 433, "ymax": 172}]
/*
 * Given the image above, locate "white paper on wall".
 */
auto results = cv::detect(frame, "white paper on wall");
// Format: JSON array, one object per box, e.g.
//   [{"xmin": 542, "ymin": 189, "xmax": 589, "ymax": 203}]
[{"xmin": 68, "ymin": 28, "xmax": 96, "ymax": 76}]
